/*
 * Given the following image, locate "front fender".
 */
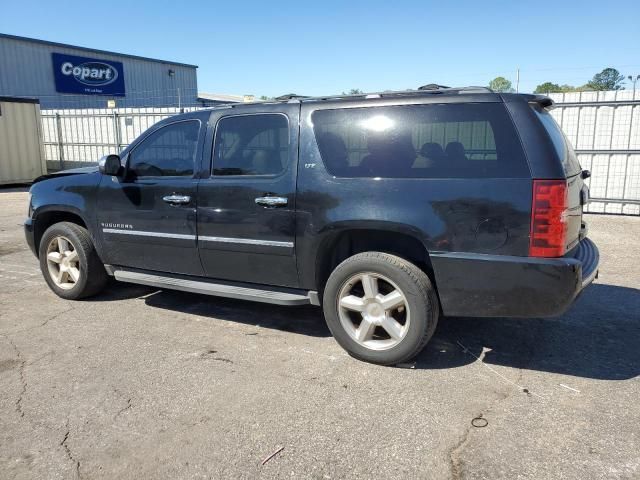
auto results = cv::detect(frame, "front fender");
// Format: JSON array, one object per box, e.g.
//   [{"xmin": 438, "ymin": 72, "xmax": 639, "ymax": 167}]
[{"xmin": 29, "ymin": 172, "xmax": 101, "ymax": 253}]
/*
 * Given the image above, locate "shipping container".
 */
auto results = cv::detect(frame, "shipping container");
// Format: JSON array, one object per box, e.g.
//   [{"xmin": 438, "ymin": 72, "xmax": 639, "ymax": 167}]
[{"xmin": 0, "ymin": 96, "xmax": 46, "ymax": 184}]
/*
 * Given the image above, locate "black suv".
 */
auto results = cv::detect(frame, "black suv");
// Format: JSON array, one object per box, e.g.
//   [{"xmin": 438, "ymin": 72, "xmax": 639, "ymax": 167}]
[{"xmin": 25, "ymin": 87, "xmax": 599, "ymax": 365}]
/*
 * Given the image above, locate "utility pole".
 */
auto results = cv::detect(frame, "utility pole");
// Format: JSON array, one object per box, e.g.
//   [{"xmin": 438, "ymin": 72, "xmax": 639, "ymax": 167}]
[
  {"xmin": 516, "ymin": 68, "xmax": 520, "ymax": 93},
  {"xmin": 628, "ymin": 75, "xmax": 639, "ymax": 91}
]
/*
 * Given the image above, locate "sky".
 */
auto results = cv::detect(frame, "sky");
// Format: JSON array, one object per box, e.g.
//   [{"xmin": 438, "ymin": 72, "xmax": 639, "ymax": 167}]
[{"xmin": 1, "ymin": 0, "xmax": 639, "ymax": 97}]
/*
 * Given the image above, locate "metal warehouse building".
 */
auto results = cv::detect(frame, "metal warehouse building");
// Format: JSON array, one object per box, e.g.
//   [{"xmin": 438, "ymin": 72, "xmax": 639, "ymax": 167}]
[{"xmin": 0, "ymin": 33, "xmax": 198, "ymax": 109}]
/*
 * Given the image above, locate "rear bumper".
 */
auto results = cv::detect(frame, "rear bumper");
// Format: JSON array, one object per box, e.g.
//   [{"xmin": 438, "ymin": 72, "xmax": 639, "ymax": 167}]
[
  {"xmin": 575, "ymin": 237, "xmax": 599, "ymax": 289},
  {"xmin": 431, "ymin": 238, "xmax": 599, "ymax": 318}
]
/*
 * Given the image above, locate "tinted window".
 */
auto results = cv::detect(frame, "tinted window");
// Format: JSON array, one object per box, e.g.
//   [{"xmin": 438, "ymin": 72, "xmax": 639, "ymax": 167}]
[
  {"xmin": 213, "ymin": 114, "xmax": 289, "ymax": 176},
  {"xmin": 533, "ymin": 107, "xmax": 581, "ymax": 176},
  {"xmin": 312, "ymin": 103, "xmax": 529, "ymax": 178},
  {"xmin": 129, "ymin": 121, "xmax": 199, "ymax": 177}
]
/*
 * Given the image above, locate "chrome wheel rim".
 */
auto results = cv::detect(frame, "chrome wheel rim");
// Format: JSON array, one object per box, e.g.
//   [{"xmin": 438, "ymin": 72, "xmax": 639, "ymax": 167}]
[
  {"xmin": 46, "ymin": 236, "xmax": 80, "ymax": 290},
  {"xmin": 337, "ymin": 272, "xmax": 410, "ymax": 351}
]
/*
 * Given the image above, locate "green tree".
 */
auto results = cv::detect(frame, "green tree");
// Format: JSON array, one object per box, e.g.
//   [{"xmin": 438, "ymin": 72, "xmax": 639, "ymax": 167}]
[
  {"xmin": 560, "ymin": 84, "xmax": 578, "ymax": 92},
  {"xmin": 534, "ymin": 82, "xmax": 563, "ymax": 93},
  {"xmin": 585, "ymin": 68, "xmax": 625, "ymax": 91},
  {"xmin": 342, "ymin": 88, "xmax": 363, "ymax": 95},
  {"xmin": 488, "ymin": 77, "xmax": 514, "ymax": 92},
  {"xmin": 259, "ymin": 95, "xmax": 273, "ymax": 101}
]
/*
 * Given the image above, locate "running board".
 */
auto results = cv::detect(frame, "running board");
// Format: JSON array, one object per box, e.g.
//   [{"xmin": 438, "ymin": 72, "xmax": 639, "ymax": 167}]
[{"xmin": 113, "ymin": 269, "xmax": 319, "ymax": 306}]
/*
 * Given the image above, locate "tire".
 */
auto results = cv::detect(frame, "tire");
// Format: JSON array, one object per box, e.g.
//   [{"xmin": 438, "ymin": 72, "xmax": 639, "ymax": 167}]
[
  {"xmin": 322, "ymin": 252, "xmax": 439, "ymax": 365},
  {"xmin": 38, "ymin": 222, "xmax": 108, "ymax": 300}
]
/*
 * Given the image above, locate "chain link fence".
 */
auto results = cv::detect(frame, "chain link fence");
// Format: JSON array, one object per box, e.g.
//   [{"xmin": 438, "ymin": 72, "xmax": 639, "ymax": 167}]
[{"xmin": 40, "ymin": 89, "xmax": 640, "ymax": 215}]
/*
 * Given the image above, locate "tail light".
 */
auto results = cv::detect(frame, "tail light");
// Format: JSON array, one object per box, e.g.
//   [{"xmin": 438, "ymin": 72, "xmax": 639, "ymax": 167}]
[{"xmin": 529, "ymin": 179, "xmax": 568, "ymax": 257}]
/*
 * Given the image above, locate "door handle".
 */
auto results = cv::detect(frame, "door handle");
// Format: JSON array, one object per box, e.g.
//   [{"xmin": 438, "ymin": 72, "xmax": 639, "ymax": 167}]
[
  {"xmin": 255, "ymin": 196, "xmax": 288, "ymax": 207},
  {"xmin": 162, "ymin": 194, "xmax": 191, "ymax": 205}
]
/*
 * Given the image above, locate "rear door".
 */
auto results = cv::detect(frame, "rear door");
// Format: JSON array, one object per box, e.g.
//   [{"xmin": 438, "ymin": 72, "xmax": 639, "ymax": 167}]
[
  {"xmin": 196, "ymin": 105, "xmax": 300, "ymax": 287},
  {"xmin": 96, "ymin": 118, "xmax": 204, "ymax": 275}
]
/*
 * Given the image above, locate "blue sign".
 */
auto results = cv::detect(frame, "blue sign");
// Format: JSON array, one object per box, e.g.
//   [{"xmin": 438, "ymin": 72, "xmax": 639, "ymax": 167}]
[{"xmin": 52, "ymin": 53, "xmax": 125, "ymax": 96}]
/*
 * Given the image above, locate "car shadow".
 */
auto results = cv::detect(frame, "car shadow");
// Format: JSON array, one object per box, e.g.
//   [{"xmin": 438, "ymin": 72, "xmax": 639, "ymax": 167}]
[
  {"xmin": 415, "ymin": 283, "xmax": 640, "ymax": 380},
  {"xmin": 0, "ymin": 185, "xmax": 30, "ymax": 193},
  {"xmin": 94, "ymin": 281, "xmax": 331, "ymax": 337},
  {"xmin": 93, "ymin": 282, "xmax": 639, "ymax": 380}
]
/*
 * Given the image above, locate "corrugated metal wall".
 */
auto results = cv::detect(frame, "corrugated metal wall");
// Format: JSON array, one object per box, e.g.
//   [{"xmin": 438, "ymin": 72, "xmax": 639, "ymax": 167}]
[
  {"xmin": 548, "ymin": 90, "xmax": 640, "ymax": 215},
  {"xmin": 0, "ymin": 98, "xmax": 46, "ymax": 184},
  {"xmin": 0, "ymin": 34, "xmax": 198, "ymax": 109}
]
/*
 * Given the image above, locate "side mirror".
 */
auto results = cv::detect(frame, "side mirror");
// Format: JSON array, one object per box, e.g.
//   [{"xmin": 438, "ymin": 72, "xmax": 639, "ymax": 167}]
[
  {"xmin": 581, "ymin": 169, "xmax": 591, "ymax": 179},
  {"xmin": 99, "ymin": 154, "xmax": 123, "ymax": 176}
]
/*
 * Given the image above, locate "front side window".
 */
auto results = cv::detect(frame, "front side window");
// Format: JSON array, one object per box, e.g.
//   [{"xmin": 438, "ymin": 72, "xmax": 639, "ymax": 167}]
[
  {"xmin": 213, "ymin": 114, "xmax": 289, "ymax": 176},
  {"xmin": 312, "ymin": 103, "xmax": 529, "ymax": 178},
  {"xmin": 129, "ymin": 121, "xmax": 200, "ymax": 177}
]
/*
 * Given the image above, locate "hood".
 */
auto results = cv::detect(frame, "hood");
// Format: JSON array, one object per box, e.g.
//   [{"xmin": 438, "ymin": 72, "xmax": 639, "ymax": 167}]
[{"xmin": 33, "ymin": 165, "xmax": 99, "ymax": 184}]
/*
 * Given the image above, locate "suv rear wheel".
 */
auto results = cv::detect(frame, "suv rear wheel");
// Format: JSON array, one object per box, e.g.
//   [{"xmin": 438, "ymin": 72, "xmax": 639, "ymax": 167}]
[
  {"xmin": 39, "ymin": 222, "xmax": 108, "ymax": 300},
  {"xmin": 323, "ymin": 252, "xmax": 439, "ymax": 365}
]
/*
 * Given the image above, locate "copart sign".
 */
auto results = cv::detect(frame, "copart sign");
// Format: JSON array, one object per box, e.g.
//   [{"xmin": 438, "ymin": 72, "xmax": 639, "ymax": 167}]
[{"xmin": 52, "ymin": 53, "xmax": 125, "ymax": 96}]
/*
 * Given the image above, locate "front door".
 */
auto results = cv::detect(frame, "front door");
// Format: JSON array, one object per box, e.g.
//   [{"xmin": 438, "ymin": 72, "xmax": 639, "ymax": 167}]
[
  {"xmin": 96, "ymin": 119, "xmax": 204, "ymax": 275},
  {"xmin": 197, "ymin": 106, "xmax": 299, "ymax": 287}
]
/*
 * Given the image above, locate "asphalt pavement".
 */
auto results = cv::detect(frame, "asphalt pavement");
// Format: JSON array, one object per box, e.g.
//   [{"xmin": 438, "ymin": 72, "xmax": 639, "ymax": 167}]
[{"xmin": 1, "ymin": 188, "xmax": 639, "ymax": 479}]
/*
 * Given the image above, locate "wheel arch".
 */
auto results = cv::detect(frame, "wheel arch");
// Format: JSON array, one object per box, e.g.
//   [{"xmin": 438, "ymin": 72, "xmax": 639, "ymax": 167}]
[
  {"xmin": 33, "ymin": 206, "xmax": 90, "ymax": 257},
  {"xmin": 314, "ymin": 224, "xmax": 436, "ymax": 294}
]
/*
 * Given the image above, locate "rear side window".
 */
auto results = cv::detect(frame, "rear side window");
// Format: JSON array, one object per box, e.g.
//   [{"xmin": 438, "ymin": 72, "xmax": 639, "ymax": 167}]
[
  {"xmin": 312, "ymin": 103, "xmax": 529, "ymax": 178},
  {"xmin": 213, "ymin": 114, "xmax": 289, "ymax": 176},
  {"xmin": 533, "ymin": 107, "xmax": 581, "ymax": 176}
]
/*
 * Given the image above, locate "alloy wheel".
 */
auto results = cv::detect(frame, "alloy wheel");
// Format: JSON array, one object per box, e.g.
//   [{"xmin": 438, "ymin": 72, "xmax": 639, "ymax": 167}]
[
  {"xmin": 46, "ymin": 236, "xmax": 80, "ymax": 290},
  {"xmin": 337, "ymin": 272, "xmax": 410, "ymax": 350}
]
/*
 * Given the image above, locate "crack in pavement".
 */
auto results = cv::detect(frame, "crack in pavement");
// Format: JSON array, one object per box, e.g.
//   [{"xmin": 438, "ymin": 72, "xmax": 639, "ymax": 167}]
[
  {"xmin": 448, "ymin": 323, "xmax": 543, "ymax": 480},
  {"xmin": 6, "ymin": 336, "xmax": 27, "ymax": 418},
  {"xmin": 3, "ymin": 306, "xmax": 76, "ymax": 336},
  {"xmin": 114, "ymin": 397, "xmax": 133, "ymax": 420},
  {"xmin": 61, "ymin": 421, "xmax": 81, "ymax": 480},
  {"xmin": 1, "ymin": 307, "xmax": 75, "ymax": 420},
  {"xmin": 449, "ymin": 419, "xmax": 473, "ymax": 480}
]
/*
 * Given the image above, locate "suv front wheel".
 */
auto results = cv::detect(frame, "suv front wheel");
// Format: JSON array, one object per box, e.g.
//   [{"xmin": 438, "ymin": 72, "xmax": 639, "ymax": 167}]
[
  {"xmin": 323, "ymin": 252, "xmax": 439, "ymax": 365},
  {"xmin": 39, "ymin": 222, "xmax": 108, "ymax": 300}
]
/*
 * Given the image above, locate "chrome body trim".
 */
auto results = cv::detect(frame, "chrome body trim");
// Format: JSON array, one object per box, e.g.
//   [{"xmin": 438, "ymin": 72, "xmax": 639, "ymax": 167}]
[
  {"xmin": 102, "ymin": 228, "xmax": 196, "ymax": 240},
  {"xmin": 102, "ymin": 229, "xmax": 292, "ymax": 247},
  {"xmin": 198, "ymin": 236, "xmax": 293, "ymax": 248}
]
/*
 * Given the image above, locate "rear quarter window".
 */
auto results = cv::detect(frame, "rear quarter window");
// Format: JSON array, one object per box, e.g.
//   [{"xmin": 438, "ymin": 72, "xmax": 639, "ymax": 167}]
[
  {"xmin": 312, "ymin": 103, "xmax": 529, "ymax": 178},
  {"xmin": 532, "ymin": 107, "xmax": 581, "ymax": 177}
]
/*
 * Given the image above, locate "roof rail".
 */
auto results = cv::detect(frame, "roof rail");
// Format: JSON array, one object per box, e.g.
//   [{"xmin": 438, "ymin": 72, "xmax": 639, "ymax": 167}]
[
  {"xmin": 275, "ymin": 93, "xmax": 309, "ymax": 101},
  {"xmin": 301, "ymin": 86, "xmax": 494, "ymax": 103},
  {"xmin": 204, "ymin": 85, "xmax": 498, "ymax": 111},
  {"xmin": 417, "ymin": 83, "xmax": 450, "ymax": 90}
]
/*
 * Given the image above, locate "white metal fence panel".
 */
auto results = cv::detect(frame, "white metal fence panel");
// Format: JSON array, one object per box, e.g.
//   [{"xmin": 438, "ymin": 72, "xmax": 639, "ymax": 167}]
[
  {"xmin": 40, "ymin": 90, "xmax": 640, "ymax": 215},
  {"xmin": 549, "ymin": 90, "xmax": 640, "ymax": 215},
  {"xmin": 40, "ymin": 107, "xmax": 201, "ymax": 170}
]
